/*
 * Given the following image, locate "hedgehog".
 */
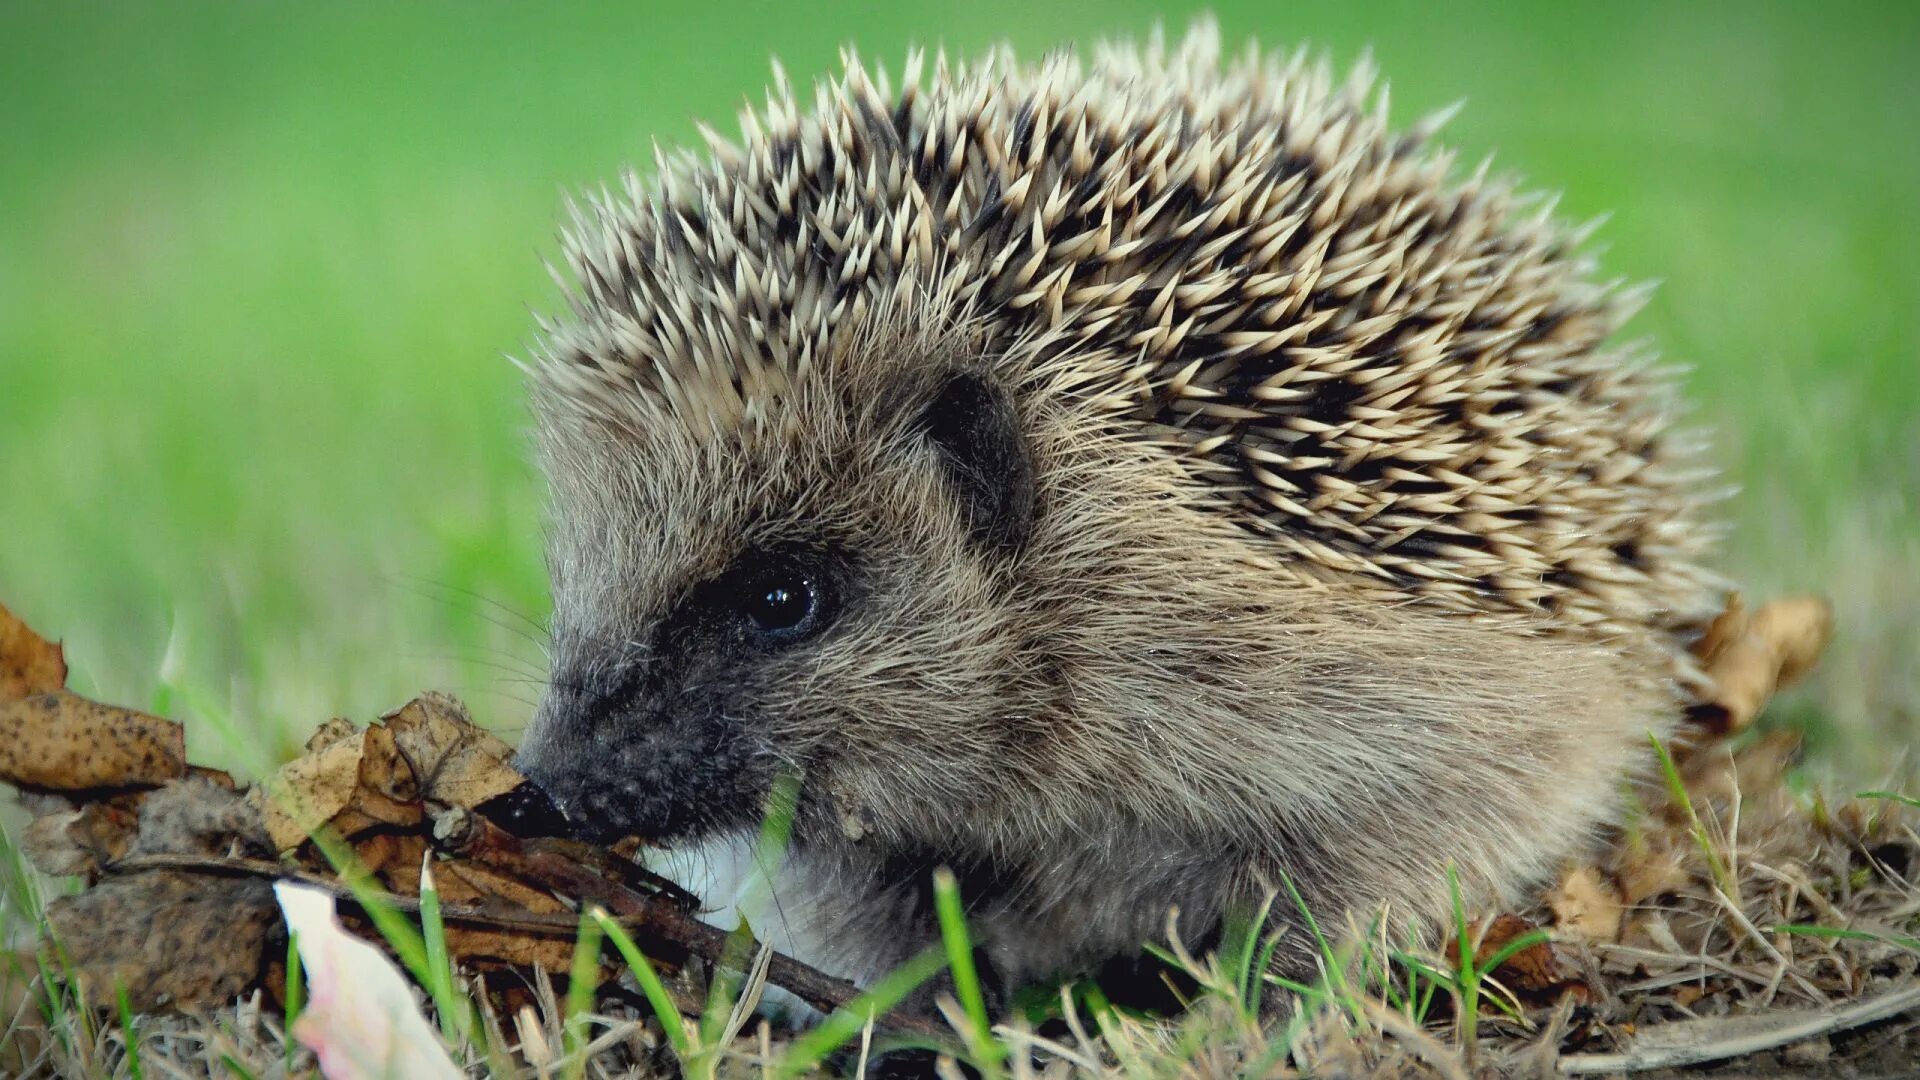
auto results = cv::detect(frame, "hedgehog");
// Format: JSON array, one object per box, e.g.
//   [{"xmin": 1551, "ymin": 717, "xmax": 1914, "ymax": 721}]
[{"xmin": 513, "ymin": 22, "xmax": 1722, "ymax": 1006}]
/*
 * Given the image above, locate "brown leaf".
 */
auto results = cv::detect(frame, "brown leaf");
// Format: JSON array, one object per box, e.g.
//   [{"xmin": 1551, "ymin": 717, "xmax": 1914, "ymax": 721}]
[
  {"xmin": 384, "ymin": 691, "xmax": 523, "ymax": 809},
  {"xmin": 439, "ymin": 922, "xmax": 582, "ymax": 973},
  {"xmin": 334, "ymin": 722, "xmax": 426, "ymax": 834},
  {"xmin": 1450, "ymin": 913, "xmax": 1587, "ymax": 1003},
  {"xmin": 305, "ymin": 716, "xmax": 359, "ymax": 753},
  {"xmin": 435, "ymin": 859, "xmax": 570, "ymax": 913},
  {"xmin": 1679, "ymin": 728, "xmax": 1802, "ymax": 809},
  {"xmin": 0, "ymin": 691, "xmax": 185, "ymax": 790},
  {"xmin": 0, "ymin": 601, "xmax": 66, "ymax": 702},
  {"xmin": 1548, "ymin": 866, "xmax": 1625, "ymax": 945},
  {"xmin": 251, "ymin": 700, "xmax": 530, "ymax": 854},
  {"xmin": 349, "ymin": 831, "xmax": 436, "ymax": 891},
  {"xmin": 43, "ymin": 869, "xmax": 279, "ymax": 1010},
  {"xmin": 1688, "ymin": 594, "xmax": 1833, "ymax": 735},
  {"xmin": 249, "ymin": 726, "xmax": 372, "ymax": 852}
]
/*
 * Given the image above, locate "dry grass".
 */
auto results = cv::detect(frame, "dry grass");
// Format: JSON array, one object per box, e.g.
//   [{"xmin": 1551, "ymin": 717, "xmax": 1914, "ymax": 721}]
[{"xmin": 5, "ymin": 728, "xmax": 1916, "ymax": 1079}]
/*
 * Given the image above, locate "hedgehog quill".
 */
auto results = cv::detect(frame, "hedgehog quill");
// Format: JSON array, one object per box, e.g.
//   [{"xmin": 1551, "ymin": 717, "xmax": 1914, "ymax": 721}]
[{"xmin": 513, "ymin": 23, "xmax": 1723, "ymax": 1007}]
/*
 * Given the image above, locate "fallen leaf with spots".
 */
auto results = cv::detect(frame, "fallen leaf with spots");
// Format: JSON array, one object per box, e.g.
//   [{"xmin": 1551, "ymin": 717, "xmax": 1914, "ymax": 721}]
[
  {"xmin": 0, "ymin": 600, "xmax": 66, "ymax": 701},
  {"xmin": 0, "ymin": 690, "xmax": 185, "ymax": 791}
]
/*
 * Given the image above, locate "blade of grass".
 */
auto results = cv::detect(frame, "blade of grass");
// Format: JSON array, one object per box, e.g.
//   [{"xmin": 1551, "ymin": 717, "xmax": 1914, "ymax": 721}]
[
  {"xmin": 1449, "ymin": 868, "xmax": 1483, "ymax": 1057},
  {"xmin": 1247, "ymin": 927, "xmax": 1289, "ymax": 1018},
  {"xmin": 589, "ymin": 907, "xmax": 695, "ymax": 1064},
  {"xmin": 305, "ymin": 829, "xmax": 428, "ymax": 979},
  {"xmin": 1275, "ymin": 868, "xmax": 1365, "ymax": 1029},
  {"xmin": 283, "ymin": 928, "xmax": 304, "ymax": 1071},
  {"xmin": 932, "ymin": 866, "xmax": 1004, "ymax": 1074},
  {"xmin": 418, "ymin": 854, "xmax": 466, "ymax": 1043},
  {"xmin": 1771, "ymin": 922, "xmax": 1920, "ymax": 953},
  {"xmin": 115, "ymin": 982, "xmax": 145, "ymax": 1080},
  {"xmin": 1219, "ymin": 893, "xmax": 1279, "ymax": 1014},
  {"xmin": 562, "ymin": 912, "xmax": 603, "ymax": 1080},
  {"xmin": 1080, "ymin": 985, "xmax": 1148, "ymax": 1080},
  {"xmin": 1649, "ymin": 731, "xmax": 1737, "ymax": 901}
]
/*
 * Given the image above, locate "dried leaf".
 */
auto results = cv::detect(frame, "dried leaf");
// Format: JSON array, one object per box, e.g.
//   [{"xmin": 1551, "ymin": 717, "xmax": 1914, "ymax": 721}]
[
  {"xmin": 44, "ymin": 869, "xmax": 279, "ymax": 1010},
  {"xmin": 384, "ymin": 692, "xmax": 523, "ymax": 809},
  {"xmin": 249, "ymin": 727, "xmax": 369, "ymax": 852},
  {"xmin": 251, "ymin": 728, "xmax": 432, "ymax": 854},
  {"xmin": 350, "ymin": 832, "xmax": 437, "ymax": 892},
  {"xmin": 1680, "ymin": 728, "xmax": 1802, "ymax": 809},
  {"xmin": 1548, "ymin": 866, "xmax": 1625, "ymax": 944},
  {"xmin": 435, "ymin": 859, "xmax": 569, "ymax": 913},
  {"xmin": 332, "ymin": 723, "xmax": 426, "ymax": 836},
  {"xmin": 440, "ymin": 922, "xmax": 581, "ymax": 973},
  {"xmin": 1450, "ymin": 913, "xmax": 1586, "ymax": 1003},
  {"xmin": 0, "ymin": 690, "xmax": 185, "ymax": 790},
  {"xmin": 0, "ymin": 602, "xmax": 66, "ymax": 701},
  {"xmin": 305, "ymin": 716, "xmax": 359, "ymax": 753},
  {"xmin": 250, "ymin": 699, "xmax": 520, "ymax": 853},
  {"xmin": 1688, "ymin": 594, "xmax": 1834, "ymax": 734}
]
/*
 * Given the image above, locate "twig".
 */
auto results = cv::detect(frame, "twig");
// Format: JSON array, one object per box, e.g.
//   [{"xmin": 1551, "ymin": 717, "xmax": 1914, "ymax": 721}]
[
  {"xmin": 106, "ymin": 851, "xmax": 941, "ymax": 1037},
  {"xmin": 1557, "ymin": 984, "xmax": 1920, "ymax": 1074},
  {"xmin": 1710, "ymin": 886, "xmax": 1828, "ymax": 1005}
]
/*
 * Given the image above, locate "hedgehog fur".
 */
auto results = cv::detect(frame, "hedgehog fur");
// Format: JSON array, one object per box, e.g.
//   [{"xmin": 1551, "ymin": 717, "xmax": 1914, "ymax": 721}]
[{"xmin": 515, "ymin": 22, "xmax": 1724, "ymax": 1005}]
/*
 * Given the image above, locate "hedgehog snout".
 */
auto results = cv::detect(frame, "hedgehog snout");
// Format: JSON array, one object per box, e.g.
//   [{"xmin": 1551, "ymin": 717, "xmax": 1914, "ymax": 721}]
[{"xmin": 517, "ymin": 666, "xmax": 767, "ymax": 845}]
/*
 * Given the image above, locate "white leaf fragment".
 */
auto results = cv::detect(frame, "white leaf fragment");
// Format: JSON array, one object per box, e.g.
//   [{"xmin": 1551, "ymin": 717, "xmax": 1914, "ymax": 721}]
[{"xmin": 275, "ymin": 882, "xmax": 464, "ymax": 1080}]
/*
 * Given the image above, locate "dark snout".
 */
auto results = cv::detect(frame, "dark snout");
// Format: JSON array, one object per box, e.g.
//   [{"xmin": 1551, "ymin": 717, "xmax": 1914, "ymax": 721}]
[{"xmin": 512, "ymin": 679, "xmax": 759, "ymax": 845}]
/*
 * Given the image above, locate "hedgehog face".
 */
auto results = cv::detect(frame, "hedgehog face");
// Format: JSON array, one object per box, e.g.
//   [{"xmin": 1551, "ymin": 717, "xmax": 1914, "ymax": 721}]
[{"xmin": 516, "ymin": 353, "xmax": 1056, "ymax": 848}]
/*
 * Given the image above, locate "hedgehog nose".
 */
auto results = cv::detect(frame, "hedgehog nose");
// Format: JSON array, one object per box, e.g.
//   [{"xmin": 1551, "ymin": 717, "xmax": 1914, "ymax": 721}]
[
  {"xmin": 477, "ymin": 775, "xmax": 573, "ymax": 839},
  {"xmin": 508, "ymin": 741, "xmax": 582, "ymax": 832}
]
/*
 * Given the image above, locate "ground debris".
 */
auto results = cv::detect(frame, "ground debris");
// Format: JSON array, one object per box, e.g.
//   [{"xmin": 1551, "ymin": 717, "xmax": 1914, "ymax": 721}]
[
  {"xmin": 0, "ymin": 602, "xmax": 926, "ymax": 1051},
  {"xmin": 5, "ymin": 592, "xmax": 1916, "ymax": 1077},
  {"xmin": 44, "ymin": 869, "xmax": 281, "ymax": 1011}
]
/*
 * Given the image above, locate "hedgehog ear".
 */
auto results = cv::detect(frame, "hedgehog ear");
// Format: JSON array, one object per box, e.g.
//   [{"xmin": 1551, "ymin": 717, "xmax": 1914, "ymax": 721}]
[{"xmin": 915, "ymin": 371, "xmax": 1034, "ymax": 554}]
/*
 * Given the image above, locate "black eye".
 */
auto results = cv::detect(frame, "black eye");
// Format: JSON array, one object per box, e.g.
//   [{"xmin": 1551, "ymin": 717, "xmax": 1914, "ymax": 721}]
[
  {"xmin": 732, "ymin": 569, "xmax": 825, "ymax": 641},
  {"xmin": 697, "ymin": 548, "xmax": 839, "ymax": 646},
  {"xmin": 745, "ymin": 575, "xmax": 813, "ymax": 631}
]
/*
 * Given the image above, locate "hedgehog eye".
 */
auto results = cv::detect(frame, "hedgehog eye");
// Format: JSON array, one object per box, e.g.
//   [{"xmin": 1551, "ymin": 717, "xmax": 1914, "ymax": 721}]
[{"xmin": 731, "ymin": 569, "xmax": 824, "ymax": 642}]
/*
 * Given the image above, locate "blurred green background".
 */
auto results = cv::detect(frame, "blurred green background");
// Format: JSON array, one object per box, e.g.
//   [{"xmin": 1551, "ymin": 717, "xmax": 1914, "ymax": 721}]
[{"xmin": 1, "ymin": 2, "xmax": 1915, "ymax": 778}]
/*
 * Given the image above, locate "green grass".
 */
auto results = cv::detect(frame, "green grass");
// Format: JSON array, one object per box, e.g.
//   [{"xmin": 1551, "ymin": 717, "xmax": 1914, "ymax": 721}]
[
  {"xmin": 931, "ymin": 867, "xmax": 1004, "ymax": 1074},
  {"xmin": 0, "ymin": 1, "xmax": 1914, "ymax": 776}
]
